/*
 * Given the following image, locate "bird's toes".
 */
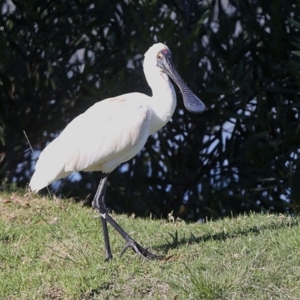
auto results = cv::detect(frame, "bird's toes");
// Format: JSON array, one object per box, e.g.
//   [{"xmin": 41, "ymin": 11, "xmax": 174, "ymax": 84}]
[
  {"xmin": 104, "ymin": 253, "xmax": 113, "ymax": 262},
  {"xmin": 120, "ymin": 238, "xmax": 163, "ymax": 260}
]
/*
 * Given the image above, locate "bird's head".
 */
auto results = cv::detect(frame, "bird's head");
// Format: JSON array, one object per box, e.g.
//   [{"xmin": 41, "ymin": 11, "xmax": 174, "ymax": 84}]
[
  {"xmin": 144, "ymin": 43, "xmax": 206, "ymax": 114},
  {"xmin": 143, "ymin": 43, "xmax": 171, "ymax": 72}
]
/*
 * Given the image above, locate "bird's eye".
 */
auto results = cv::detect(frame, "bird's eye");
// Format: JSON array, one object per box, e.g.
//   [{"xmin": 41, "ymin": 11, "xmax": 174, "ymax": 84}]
[{"xmin": 157, "ymin": 52, "xmax": 163, "ymax": 59}]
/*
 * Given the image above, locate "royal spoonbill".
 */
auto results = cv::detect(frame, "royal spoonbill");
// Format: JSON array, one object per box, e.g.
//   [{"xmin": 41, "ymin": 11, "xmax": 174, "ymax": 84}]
[{"xmin": 30, "ymin": 43, "xmax": 206, "ymax": 261}]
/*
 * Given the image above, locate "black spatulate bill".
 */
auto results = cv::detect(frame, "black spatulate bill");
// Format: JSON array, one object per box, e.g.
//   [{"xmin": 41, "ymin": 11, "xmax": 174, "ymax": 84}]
[{"xmin": 157, "ymin": 49, "xmax": 206, "ymax": 114}]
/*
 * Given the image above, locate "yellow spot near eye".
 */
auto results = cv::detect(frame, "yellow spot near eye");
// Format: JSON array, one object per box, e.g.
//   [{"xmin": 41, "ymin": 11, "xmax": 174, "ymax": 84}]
[{"xmin": 157, "ymin": 52, "xmax": 162, "ymax": 59}]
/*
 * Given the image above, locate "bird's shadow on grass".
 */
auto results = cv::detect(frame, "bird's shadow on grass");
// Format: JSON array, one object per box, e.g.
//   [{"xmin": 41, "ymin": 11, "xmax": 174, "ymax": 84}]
[
  {"xmin": 80, "ymin": 217, "xmax": 298, "ymax": 298},
  {"xmin": 156, "ymin": 217, "xmax": 299, "ymax": 253}
]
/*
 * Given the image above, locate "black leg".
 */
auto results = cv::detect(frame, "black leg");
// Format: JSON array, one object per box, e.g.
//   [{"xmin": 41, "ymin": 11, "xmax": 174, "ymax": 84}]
[
  {"xmin": 104, "ymin": 212, "xmax": 163, "ymax": 260},
  {"xmin": 93, "ymin": 173, "xmax": 163, "ymax": 260},
  {"xmin": 92, "ymin": 174, "xmax": 112, "ymax": 261}
]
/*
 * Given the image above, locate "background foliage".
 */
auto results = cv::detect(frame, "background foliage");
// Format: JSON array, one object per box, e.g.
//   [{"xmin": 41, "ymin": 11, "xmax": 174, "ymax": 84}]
[{"xmin": 1, "ymin": 0, "xmax": 300, "ymax": 220}]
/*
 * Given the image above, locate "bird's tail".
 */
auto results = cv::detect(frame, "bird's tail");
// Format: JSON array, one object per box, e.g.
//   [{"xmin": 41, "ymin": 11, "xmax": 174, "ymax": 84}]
[
  {"xmin": 29, "ymin": 171, "xmax": 50, "ymax": 192},
  {"xmin": 29, "ymin": 139, "xmax": 71, "ymax": 192}
]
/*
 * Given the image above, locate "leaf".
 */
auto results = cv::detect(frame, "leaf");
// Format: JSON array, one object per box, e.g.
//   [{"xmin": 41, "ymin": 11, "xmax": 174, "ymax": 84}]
[
  {"xmin": 291, "ymin": 50, "xmax": 300, "ymax": 57},
  {"xmin": 289, "ymin": 18, "xmax": 300, "ymax": 29}
]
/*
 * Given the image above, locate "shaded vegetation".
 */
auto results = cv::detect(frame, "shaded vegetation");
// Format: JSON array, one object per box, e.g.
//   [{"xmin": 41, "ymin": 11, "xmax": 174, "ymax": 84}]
[{"xmin": 1, "ymin": 0, "xmax": 300, "ymax": 220}]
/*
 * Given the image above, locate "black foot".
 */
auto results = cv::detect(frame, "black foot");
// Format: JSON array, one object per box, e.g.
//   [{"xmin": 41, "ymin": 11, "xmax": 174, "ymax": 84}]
[
  {"xmin": 120, "ymin": 237, "xmax": 164, "ymax": 260},
  {"xmin": 104, "ymin": 253, "xmax": 113, "ymax": 262}
]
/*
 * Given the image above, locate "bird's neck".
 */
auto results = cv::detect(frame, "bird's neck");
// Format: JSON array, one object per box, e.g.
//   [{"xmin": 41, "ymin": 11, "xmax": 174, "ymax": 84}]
[{"xmin": 146, "ymin": 71, "xmax": 177, "ymax": 134}]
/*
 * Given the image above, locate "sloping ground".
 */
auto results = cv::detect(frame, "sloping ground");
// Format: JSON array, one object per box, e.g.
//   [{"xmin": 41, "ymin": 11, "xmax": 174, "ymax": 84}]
[{"xmin": 1, "ymin": 191, "xmax": 300, "ymax": 299}]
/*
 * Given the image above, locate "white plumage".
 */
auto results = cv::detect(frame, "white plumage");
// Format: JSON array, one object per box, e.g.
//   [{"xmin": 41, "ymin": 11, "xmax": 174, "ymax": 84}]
[
  {"xmin": 30, "ymin": 43, "xmax": 179, "ymax": 192},
  {"xmin": 29, "ymin": 43, "xmax": 205, "ymax": 260}
]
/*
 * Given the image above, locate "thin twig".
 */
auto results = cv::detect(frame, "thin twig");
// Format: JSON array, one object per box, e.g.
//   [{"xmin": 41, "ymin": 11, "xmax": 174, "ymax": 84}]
[
  {"xmin": 23, "ymin": 130, "xmax": 52, "ymax": 199},
  {"xmin": 23, "ymin": 130, "xmax": 34, "ymax": 153}
]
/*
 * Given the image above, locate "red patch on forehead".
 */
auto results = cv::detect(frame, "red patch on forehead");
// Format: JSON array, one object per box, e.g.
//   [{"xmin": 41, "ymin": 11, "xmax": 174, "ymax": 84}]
[{"xmin": 161, "ymin": 49, "xmax": 169, "ymax": 54}]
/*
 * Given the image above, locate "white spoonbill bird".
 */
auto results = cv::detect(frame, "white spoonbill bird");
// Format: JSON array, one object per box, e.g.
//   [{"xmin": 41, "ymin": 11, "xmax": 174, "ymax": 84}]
[{"xmin": 30, "ymin": 43, "xmax": 205, "ymax": 261}]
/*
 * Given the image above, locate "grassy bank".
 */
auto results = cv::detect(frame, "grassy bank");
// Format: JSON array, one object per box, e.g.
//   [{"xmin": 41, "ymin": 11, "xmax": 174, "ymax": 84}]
[{"xmin": 1, "ymin": 191, "xmax": 300, "ymax": 299}]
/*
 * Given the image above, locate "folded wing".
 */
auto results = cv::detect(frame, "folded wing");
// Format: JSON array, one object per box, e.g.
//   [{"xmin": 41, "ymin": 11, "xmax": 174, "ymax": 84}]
[{"xmin": 29, "ymin": 93, "xmax": 151, "ymax": 192}]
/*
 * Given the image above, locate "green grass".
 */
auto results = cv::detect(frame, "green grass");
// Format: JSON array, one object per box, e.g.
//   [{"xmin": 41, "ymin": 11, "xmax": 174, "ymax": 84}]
[{"xmin": 1, "ymin": 191, "xmax": 300, "ymax": 299}]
